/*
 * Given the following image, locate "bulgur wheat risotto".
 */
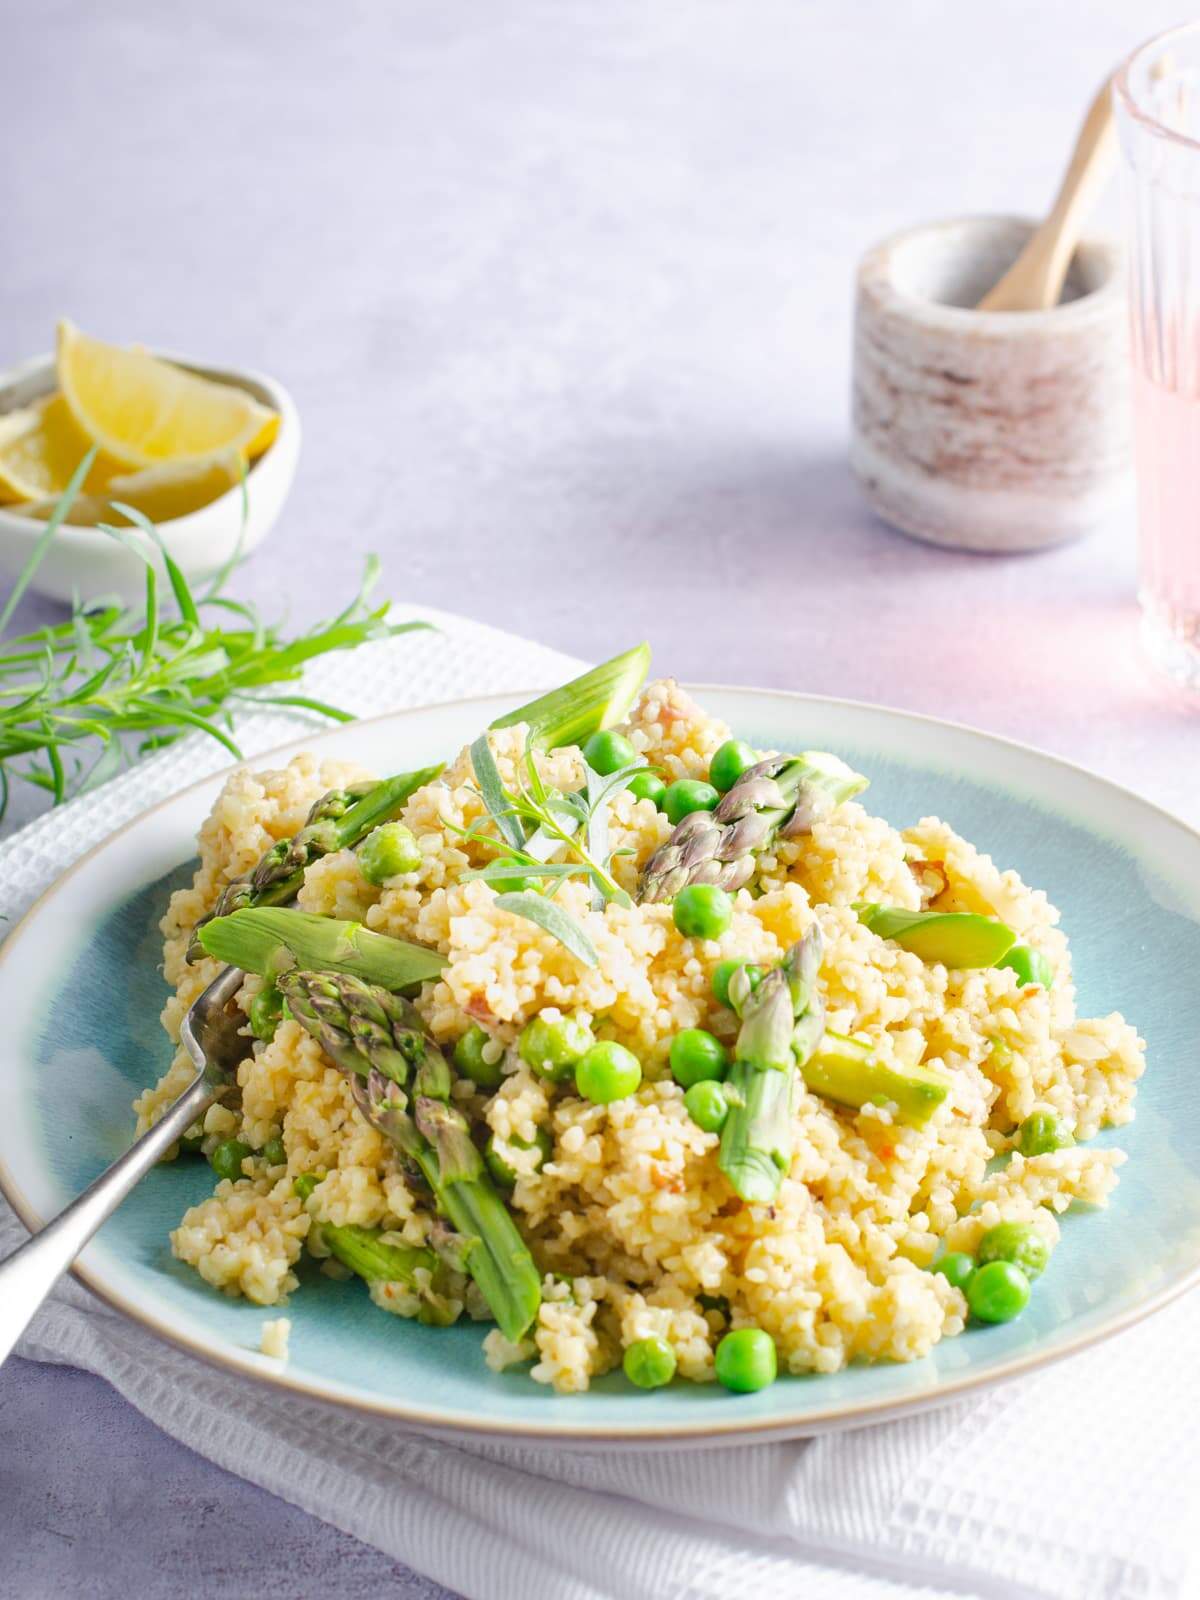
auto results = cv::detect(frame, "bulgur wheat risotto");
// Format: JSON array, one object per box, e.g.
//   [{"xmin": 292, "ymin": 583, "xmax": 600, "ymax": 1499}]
[{"xmin": 142, "ymin": 674, "xmax": 1144, "ymax": 1395}]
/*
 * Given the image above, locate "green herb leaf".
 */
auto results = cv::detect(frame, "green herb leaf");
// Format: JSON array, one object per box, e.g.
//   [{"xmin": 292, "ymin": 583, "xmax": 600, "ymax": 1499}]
[
  {"xmin": 583, "ymin": 762, "xmax": 645, "ymax": 910},
  {"xmin": 470, "ymin": 735, "xmax": 525, "ymax": 851},
  {"xmin": 493, "ymin": 891, "xmax": 598, "ymax": 968},
  {"xmin": 108, "ymin": 504, "xmax": 200, "ymax": 625},
  {"xmin": 465, "ymin": 860, "xmax": 588, "ymax": 884},
  {"xmin": 0, "ymin": 461, "xmax": 432, "ymax": 813},
  {"xmin": 0, "ymin": 446, "xmax": 98, "ymax": 637}
]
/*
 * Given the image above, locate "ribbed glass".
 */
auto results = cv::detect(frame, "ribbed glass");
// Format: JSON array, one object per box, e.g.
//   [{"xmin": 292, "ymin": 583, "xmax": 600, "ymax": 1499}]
[{"xmin": 1116, "ymin": 26, "xmax": 1200, "ymax": 689}]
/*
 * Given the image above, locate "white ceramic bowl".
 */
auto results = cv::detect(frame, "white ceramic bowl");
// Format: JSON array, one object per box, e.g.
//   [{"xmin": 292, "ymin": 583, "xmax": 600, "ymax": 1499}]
[{"xmin": 0, "ymin": 351, "xmax": 300, "ymax": 605}]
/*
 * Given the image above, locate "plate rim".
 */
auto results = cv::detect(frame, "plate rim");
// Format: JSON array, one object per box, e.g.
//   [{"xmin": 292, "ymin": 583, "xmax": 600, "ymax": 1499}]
[{"xmin": 2, "ymin": 681, "xmax": 1198, "ymax": 1444}]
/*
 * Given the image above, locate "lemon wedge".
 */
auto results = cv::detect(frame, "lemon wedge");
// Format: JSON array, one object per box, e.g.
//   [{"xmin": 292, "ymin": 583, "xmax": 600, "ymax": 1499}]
[
  {"xmin": 57, "ymin": 320, "xmax": 278, "ymax": 470},
  {"xmin": 0, "ymin": 393, "xmax": 115, "ymax": 502},
  {"xmin": 18, "ymin": 450, "xmax": 243, "ymax": 526}
]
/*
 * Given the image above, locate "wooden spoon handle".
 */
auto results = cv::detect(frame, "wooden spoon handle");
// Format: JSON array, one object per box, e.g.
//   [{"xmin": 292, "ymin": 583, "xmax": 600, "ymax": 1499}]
[{"xmin": 977, "ymin": 76, "xmax": 1116, "ymax": 312}]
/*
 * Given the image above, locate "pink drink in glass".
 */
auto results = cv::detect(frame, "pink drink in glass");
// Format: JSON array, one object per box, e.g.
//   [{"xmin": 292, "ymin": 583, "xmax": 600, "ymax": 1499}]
[
  {"xmin": 1131, "ymin": 365, "xmax": 1200, "ymax": 665},
  {"xmin": 1117, "ymin": 27, "xmax": 1200, "ymax": 688}
]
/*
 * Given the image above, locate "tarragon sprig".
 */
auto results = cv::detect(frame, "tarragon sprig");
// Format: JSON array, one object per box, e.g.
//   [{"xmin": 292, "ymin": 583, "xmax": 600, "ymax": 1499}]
[
  {"xmin": 455, "ymin": 732, "xmax": 648, "ymax": 964},
  {"xmin": 464, "ymin": 737, "xmax": 644, "ymax": 904},
  {"xmin": 0, "ymin": 466, "xmax": 432, "ymax": 817}
]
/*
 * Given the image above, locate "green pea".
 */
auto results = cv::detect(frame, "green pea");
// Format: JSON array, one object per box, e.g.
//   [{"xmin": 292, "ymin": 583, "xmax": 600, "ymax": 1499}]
[
  {"xmin": 454, "ymin": 1024, "xmax": 503, "ymax": 1089},
  {"xmin": 673, "ymin": 883, "xmax": 733, "ymax": 941},
  {"xmin": 484, "ymin": 1128, "xmax": 552, "ymax": 1188},
  {"xmin": 966, "ymin": 1259, "xmax": 1031, "ymax": 1323},
  {"xmin": 627, "ymin": 770, "xmax": 667, "ymax": 808},
  {"xmin": 996, "ymin": 944, "xmax": 1055, "ymax": 989},
  {"xmin": 293, "ymin": 1172, "xmax": 322, "ymax": 1201},
  {"xmin": 575, "ymin": 1040, "xmax": 642, "ymax": 1104},
  {"xmin": 663, "ymin": 778, "xmax": 719, "ymax": 827},
  {"xmin": 714, "ymin": 1327, "xmax": 777, "ymax": 1393},
  {"xmin": 709, "ymin": 739, "xmax": 757, "ymax": 795},
  {"xmin": 670, "ymin": 1028, "xmax": 729, "ymax": 1088},
  {"xmin": 261, "ymin": 1136, "xmax": 287, "ymax": 1168},
  {"xmin": 582, "ymin": 729, "xmax": 637, "ymax": 776},
  {"xmin": 488, "ymin": 866, "xmax": 535, "ymax": 893},
  {"xmin": 978, "ymin": 1221, "xmax": 1051, "ymax": 1281},
  {"xmin": 711, "ymin": 959, "xmax": 764, "ymax": 1010},
  {"xmin": 518, "ymin": 1014, "xmax": 596, "ymax": 1082},
  {"xmin": 359, "ymin": 821, "xmax": 423, "ymax": 885},
  {"xmin": 623, "ymin": 1336, "xmax": 677, "ymax": 1389},
  {"xmin": 210, "ymin": 1139, "xmax": 252, "ymax": 1183},
  {"xmin": 1017, "ymin": 1111, "xmax": 1074, "ymax": 1157},
  {"xmin": 684, "ymin": 1079, "xmax": 730, "ymax": 1133},
  {"xmin": 248, "ymin": 985, "xmax": 283, "ymax": 1042},
  {"xmin": 932, "ymin": 1251, "xmax": 976, "ymax": 1291}
]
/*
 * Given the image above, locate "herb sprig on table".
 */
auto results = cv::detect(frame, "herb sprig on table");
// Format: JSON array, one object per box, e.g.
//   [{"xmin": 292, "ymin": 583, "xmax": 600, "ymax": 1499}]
[{"xmin": 0, "ymin": 450, "xmax": 430, "ymax": 817}]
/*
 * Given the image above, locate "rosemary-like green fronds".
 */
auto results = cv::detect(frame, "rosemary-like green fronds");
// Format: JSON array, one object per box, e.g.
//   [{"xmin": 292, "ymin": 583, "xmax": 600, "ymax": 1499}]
[
  {"xmin": 0, "ymin": 475, "xmax": 432, "ymax": 816},
  {"xmin": 454, "ymin": 731, "xmax": 648, "ymax": 963}
]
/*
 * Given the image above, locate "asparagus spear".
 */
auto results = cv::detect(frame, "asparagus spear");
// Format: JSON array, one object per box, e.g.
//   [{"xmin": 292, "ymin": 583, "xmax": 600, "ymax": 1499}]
[
  {"xmin": 197, "ymin": 906, "xmax": 446, "ymax": 992},
  {"xmin": 320, "ymin": 1222, "xmax": 460, "ymax": 1324},
  {"xmin": 294, "ymin": 1175, "xmax": 460, "ymax": 1325},
  {"xmin": 316, "ymin": 1221, "xmax": 440, "ymax": 1288},
  {"xmin": 365, "ymin": 1073, "xmax": 540, "ymax": 1342},
  {"xmin": 489, "ymin": 643, "xmax": 650, "ymax": 750},
  {"xmin": 186, "ymin": 765, "xmax": 443, "ymax": 961},
  {"xmin": 639, "ymin": 753, "xmax": 867, "ymax": 903},
  {"xmin": 277, "ymin": 969, "xmax": 434, "ymax": 1082},
  {"xmin": 801, "ymin": 1034, "xmax": 949, "ymax": 1126},
  {"xmin": 280, "ymin": 970, "xmax": 541, "ymax": 1342},
  {"xmin": 855, "ymin": 904, "xmax": 1016, "ymax": 969},
  {"xmin": 719, "ymin": 928, "xmax": 825, "ymax": 1204}
]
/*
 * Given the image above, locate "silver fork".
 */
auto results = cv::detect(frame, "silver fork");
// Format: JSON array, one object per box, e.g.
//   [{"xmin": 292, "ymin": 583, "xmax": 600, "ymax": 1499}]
[{"xmin": 0, "ymin": 966, "xmax": 246, "ymax": 1366}]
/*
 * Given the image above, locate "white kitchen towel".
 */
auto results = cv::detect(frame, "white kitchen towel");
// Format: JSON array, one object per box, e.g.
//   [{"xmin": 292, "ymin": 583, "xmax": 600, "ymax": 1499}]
[{"xmin": 0, "ymin": 608, "xmax": 1195, "ymax": 1600}]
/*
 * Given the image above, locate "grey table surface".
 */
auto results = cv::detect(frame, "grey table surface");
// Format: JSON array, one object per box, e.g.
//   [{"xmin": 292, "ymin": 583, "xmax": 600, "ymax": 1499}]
[{"xmin": 2, "ymin": 1, "xmax": 1196, "ymax": 1596}]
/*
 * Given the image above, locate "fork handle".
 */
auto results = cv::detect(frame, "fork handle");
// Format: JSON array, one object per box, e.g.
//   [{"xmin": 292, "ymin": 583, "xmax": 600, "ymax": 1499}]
[{"xmin": 0, "ymin": 1074, "xmax": 214, "ymax": 1367}]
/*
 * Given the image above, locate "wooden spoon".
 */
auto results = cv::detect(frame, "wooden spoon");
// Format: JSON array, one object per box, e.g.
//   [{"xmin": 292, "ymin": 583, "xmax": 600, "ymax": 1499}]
[{"xmin": 976, "ymin": 76, "xmax": 1116, "ymax": 312}]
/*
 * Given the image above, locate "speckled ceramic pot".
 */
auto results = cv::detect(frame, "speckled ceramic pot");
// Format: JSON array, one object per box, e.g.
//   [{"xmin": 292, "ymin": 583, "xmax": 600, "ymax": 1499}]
[{"xmin": 850, "ymin": 215, "xmax": 1131, "ymax": 552}]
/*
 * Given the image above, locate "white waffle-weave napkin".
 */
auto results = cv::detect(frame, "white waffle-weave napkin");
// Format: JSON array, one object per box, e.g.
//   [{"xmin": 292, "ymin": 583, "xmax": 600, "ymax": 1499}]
[{"xmin": 1, "ymin": 609, "xmax": 1195, "ymax": 1600}]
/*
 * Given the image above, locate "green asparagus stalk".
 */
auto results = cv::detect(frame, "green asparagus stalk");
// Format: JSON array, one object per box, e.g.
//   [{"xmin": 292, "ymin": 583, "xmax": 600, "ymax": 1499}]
[
  {"xmin": 316, "ymin": 1221, "xmax": 438, "ymax": 1290},
  {"xmin": 277, "ymin": 969, "xmax": 436, "ymax": 1083},
  {"xmin": 720, "ymin": 1062, "xmax": 796, "ymax": 1205},
  {"xmin": 800, "ymin": 1033, "xmax": 949, "ymax": 1126},
  {"xmin": 294, "ymin": 1176, "xmax": 460, "ymax": 1326},
  {"xmin": 283, "ymin": 971, "xmax": 541, "ymax": 1342},
  {"xmin": 639, "ymin": 752, "xmax": 867, "ymax": 903},
  {"xmin": 720, "ymin": 928, "xmax": 825, "ymax": 1204},
  {"xmin": 357, "ymin": 1067, "xmax": 540, "ymax": 1342},
  {"xmin": 854, "ymin": 904, "xmax": 1016, "ymax": 969},
  {"xmin": 412, "ymin": 1094, "xmax": 543, "ymax": 1337},
  {"xmin": 489, "ymin": 643, "xmax": 650, "ymax": 750},
  {"xmin": 198, "ymin": 907, "xmax": 446, "ymax": 992},
  {"xmin": 187, "ymin": 765, "xmax": 443, "ymax": 960}
]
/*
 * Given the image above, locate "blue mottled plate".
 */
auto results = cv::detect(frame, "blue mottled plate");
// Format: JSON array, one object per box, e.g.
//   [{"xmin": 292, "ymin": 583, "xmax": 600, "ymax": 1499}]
[{"xmin": 2, "ymin": 689, "xmax": 1199, "ymax": 1445}]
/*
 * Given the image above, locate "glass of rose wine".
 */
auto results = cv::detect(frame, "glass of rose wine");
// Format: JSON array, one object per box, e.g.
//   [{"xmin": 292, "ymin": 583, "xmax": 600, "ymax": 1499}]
[{"xmin": 1116, "ymin": 26, "xmax": 1200, "ymax": 690}]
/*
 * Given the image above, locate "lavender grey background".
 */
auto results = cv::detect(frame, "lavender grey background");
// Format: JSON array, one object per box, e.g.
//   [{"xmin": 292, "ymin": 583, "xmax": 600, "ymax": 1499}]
[{"xmin": 3, "ymin": 1, "xmax": 1196, "ymax": 1595}]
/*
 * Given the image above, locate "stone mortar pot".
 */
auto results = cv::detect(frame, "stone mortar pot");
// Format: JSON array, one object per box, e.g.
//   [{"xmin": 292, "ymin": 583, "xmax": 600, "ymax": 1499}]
[{"xmin": 850, "ymin": 215, "xmax": 1131, "ymax": 553}]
